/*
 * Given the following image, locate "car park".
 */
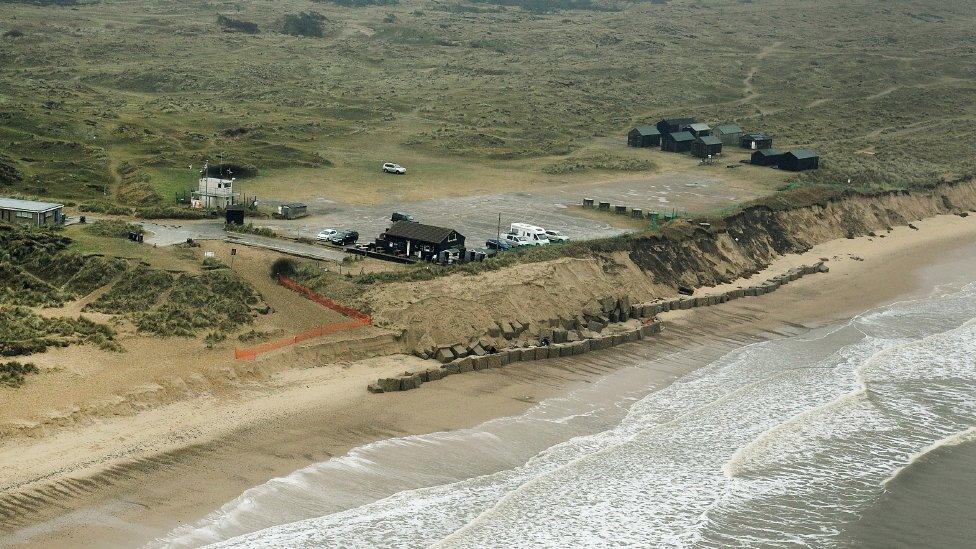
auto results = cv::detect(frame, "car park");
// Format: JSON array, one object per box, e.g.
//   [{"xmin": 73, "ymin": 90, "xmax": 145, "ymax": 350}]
[
  {"xmin": 316, "ymin": 228, "xmax": 339, "ymax": 241},
  {"xmin": 486, "ymin": 238, "xmax": 513, "ymax": 251},
  {"xmin": 544, "ymin": 229, "xmax": 570, "ymax": 243},
  {"xmin": 382, "ymin": 163, "xmax": 406, "ymax": 174},
  {"xmin": 503, "ymin": 233, "xmax": 532, "ymax": 247},
  {"xmin": 329, "ymin": 230, "xmax": 359, "ymax": 245}
]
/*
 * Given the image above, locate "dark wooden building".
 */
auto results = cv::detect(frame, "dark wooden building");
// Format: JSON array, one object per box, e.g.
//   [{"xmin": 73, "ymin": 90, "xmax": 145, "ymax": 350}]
[
  {"xmin": 378, "ymin": 221, "xmax": 465, "ymax": 261},
  {"xmin": 741, "ymin": 132, "xmax": 773, "ymax": 150},
  {"xmin": 691, "ymin": 135, "xmax": 723, "ymax": 158},
  {"xmin": 661, "ymin": 131, "xmax": 695, "ymax": 153},
  {"xmin": 751, "ymin": 148, "xmax": 786, "ymax": 166},
  {"xmin": 627, "ymin": 125, "xmax": 662, "ymax": 148},
  {"xmin": 714, "ymin": 123, "xmax": 743, "ymax": 146},
  {"xmin": 656, "ymin": 117, "xmax": 697, "ymax": 136},
  {"xmin": 278, "ymin": 202, "xmax": 308, "ymax": 219},
  {"xmin": 684, "ymin": 122, "xmax": 712, "ymax": 138},
  {"xmin": 225, "ymin": 204, "xmax": 245, "ymax": 225},
  {"xmin": 778, "ymin": 149, "xmax": 820, "ymax": 171}
]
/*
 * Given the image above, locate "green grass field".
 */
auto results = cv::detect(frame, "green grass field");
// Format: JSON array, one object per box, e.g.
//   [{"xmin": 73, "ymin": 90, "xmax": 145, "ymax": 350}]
[{"xmin": 0, "ymin": 0, "xmax": 974, "ymax": 208}]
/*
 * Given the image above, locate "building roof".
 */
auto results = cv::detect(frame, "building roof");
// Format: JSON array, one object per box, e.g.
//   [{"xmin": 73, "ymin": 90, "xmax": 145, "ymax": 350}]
[
  {"xmin": 384, "ymin": 221, "xmax": 461, "ymax": 244},
  {"xmin": 715, "ymin": 124, "xmax": 743, "ymax": 134},
  {"xmin": 632, "ymin": 124, "xmax": 661, "ymax": 136},
  {"xmin": 281, "ymin": 202, "xmax": 307, "ymax": 208},
  {"xmin": 788, "ymin": 149, "xmax": 820, "ymax": 159},
  {"xmin": 697, "ymin": 135, "xmax": 723, "ymax": 146},
  {"xmin": 743, "ymin": 132, "xmax": 772, "ymax": 140},
  {"xmin": 753, "ymin": 148, "xmax": 785, "ymax": 157},
  {"xmin": 687, "ymin": 123, "xmax": 711, "ymax": 132},
  {"xmin": 0, "ymin": 197, "xmax": 63, "ymax": 213},
  {"xmin": 667, "ymin": 131, "xmax": 695, "ymax": 142}
]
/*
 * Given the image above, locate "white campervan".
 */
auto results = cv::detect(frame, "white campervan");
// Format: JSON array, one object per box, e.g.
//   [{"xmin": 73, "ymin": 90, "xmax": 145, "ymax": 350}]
[{"xmin": 509, "ymin": 223, "xmax": 550, "ymax": 246}]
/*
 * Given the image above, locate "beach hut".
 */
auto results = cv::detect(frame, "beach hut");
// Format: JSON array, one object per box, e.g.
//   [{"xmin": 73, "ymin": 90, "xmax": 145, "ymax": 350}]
[
  {"xmin": 691, "ymin": 136, "xmax": 723, "ymax": 158},
  {"xmin": 714, "ymin": 124, "xmax": 744, "ymax": 146},
  {"xmin": 656, "ymin": 117, "xmax": 697, "ymax": 136},
  {"xmin": 741, "ymin": 132, "xmax": 773, "ymax": 150},
  {"xmin": 750, "ymin": 148, "xmax": 786, "ymax": 166},
  {"xmin": 627, "ymin": 125, "xmax": 662, "ymax": 148},
  {"xmin": 778, "ymin": 149, "xmax": 821, "ymax": 171},
  {"xmin": 684, "ymin": 122, "xmax": 712, "ymax": 138},
  {"xmin": 661, "ymin": 131, "xmax": 695, "ymax": 153}
]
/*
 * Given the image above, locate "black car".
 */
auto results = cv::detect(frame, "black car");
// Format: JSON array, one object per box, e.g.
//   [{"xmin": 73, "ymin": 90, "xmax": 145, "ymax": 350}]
[
  {"xmin": 330, "ymin": 230, "xmax": 359, "ymax": 246},
  {"xmin": 486, "ymin": 238, "xmax": 513, "ymax": 251}
]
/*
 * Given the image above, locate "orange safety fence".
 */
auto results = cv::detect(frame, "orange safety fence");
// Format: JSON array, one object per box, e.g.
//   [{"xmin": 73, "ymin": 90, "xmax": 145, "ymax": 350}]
[{"xmin": 234, "ymin": 276, "xmax": 372, "ymax": 360}]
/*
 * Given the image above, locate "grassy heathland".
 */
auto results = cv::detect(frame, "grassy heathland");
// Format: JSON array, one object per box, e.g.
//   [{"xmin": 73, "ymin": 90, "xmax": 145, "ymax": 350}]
[{"xmin": 0, "ymin": 0, "xmax": 973, "ymax": 208}]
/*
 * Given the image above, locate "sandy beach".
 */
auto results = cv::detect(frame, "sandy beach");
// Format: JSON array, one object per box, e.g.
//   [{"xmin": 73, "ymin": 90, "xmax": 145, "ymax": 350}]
[{"xmin": 3, "ymin": 212, "xmax": 976, "ymax": 548}]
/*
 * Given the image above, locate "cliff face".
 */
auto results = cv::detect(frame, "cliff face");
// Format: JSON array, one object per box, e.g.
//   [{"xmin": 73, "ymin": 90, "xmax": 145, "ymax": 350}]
[{"xmin": 367, "ymin": 179, "xmax": 976, "ymax": 348}]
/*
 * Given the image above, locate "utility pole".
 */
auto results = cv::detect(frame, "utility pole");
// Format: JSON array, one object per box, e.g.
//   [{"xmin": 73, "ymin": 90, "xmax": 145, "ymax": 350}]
[{"xmin": 496, "ymin": 212, "xmax": 501, "ymax": 241}]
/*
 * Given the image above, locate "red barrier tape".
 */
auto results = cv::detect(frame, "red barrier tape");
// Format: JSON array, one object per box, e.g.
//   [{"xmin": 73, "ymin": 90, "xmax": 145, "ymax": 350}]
[{"xmin": 234, "ymin": 275, "xmax": 372, "ymax": 360}]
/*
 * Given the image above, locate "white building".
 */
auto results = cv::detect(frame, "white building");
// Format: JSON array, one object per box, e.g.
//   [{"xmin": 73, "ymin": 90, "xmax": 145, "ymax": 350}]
[{"xmin": 191, "ymin": 164, "xmax": 239, "ymax": 209}]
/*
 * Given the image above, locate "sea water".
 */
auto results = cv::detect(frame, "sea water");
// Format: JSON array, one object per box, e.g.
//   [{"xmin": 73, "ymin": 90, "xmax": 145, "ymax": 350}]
[{"xmin": 158, "ymin": 277, "xmax": 976, "ymax": 548}]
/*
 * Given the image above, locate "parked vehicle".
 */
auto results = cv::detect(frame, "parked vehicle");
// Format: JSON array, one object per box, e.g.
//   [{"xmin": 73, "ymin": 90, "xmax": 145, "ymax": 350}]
[
  {"xmin": 544, "ymin": 229, "xmax": 569, "ymax": 243},
  {"xmin": 486, "ymin": 238, "xmax": 513, "ymax": 251},
  {"xmin": 329, "ymin": 230, "xmax": 359, "ymax": 245},
  {"xmin": 382, "ymin": 162, "xmax": 406, "ymax": 174},
  {"xmin": 503, "ymin": 233, "xmax": 532, "ymax": 247},
  {"xmin": 316, "ymin": 228, "xmax": 339, "ymax": 241},
  {"xmin": 391, "ymin": 211, "xmax": 415, "ymax": 223},
  {"xmin": 509, "ymin": 223, "xmax": 550, "ymax": 246}
]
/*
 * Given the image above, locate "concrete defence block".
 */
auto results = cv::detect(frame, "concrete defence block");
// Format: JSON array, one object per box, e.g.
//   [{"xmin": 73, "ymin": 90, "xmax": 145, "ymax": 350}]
[
  {"xmin": 425, "ymin": 368, "xmax": 445, "ymax": 382},
  {"xmin": 607, "ymin": 310, "xmax": 619, "ymax": 323},
  {"xmin": 549, "ymin": 343, "xmax": 565, "ymax": 357},
  {"xmin": 486, "ymin": 355, "xmax": 503, "ymax": 369},
  {"xmin": 441, "ymin": 362, "xmax": 461, "ymax": 375},
  {"xmin": 618, "ymin": 295, "xmax": 632, "ymax": 315},
  {"xmin": 522, "ymin": 347, "xmax": 538, "ymax": 361},
  {"xmin": 578, "ymin": 339, "xmax": 592, "ymax": 353},
  {"xmin": 588, "ymin": 320, "xmax": 606, "ymax": 333},
  {"xmin": 472, "ymin": 356, "xmax": 490, "ymax": 370},
  {"xmin": 499, "ymin": 351, "xmax": 511, "ymax": 367},
  {"xmin": 640, "ymin": 324, "xmax": 654, "ymax": 337},
  {"xmin": 509, "ymin": 348, "xmax": 523, "ymax": 363},
  {"xmin": 500, "ymin": 321, "xmax": 516, "ymax": 339},
  {"xmin": 611, "ymin": 334, "xmax": 624, "ymax": 346},
  {"xmin": 630, "ymin": 305, "xmax": 642, "ymax": 319},
  {"xmin": 600, "ymin": 296, "xmax": 617, "ymax": 314},
  {"xmin": 650, "ymin": 321, "xmax": 662, "ymax": 334},
  {"xmin": 552, "ymin": 327, "xmax": 568, "ymax": 344},
  {"xmin": 817, "ymin": 262, "xmax": 829, "ymax": 273},
  {"xmin": 470, "ymin": 344, "xmax": 487, "ymax": 357},
  {"xmin": 451, "ymin": 344, "xmax": 469, "ymax": 359},
  {"xmin": 435, "ymin": 347, "xmax": 456, "ymax": 364},
  {"xmin": 457, "ymin": 357, "xmax": 474, "ymax": 373},
  {"xmin": 691, "ymin": 296, "xmax": 707, "ymax": 308},
  {"xmin": 487, "ymin": 324, "xmax": 502, "ymax": 337},
  {"xmin": 367, "ymin": 383, "xmax": 384, "ymax": 393},
  {"xmin": 398, "ymin": 374, "xmax": 423, "ymax": 391},
  {"xmin": 377, "ymin": 377, "xmax": 401, "ymax": 392},
  {"xmin": 625, "ymin": 330, "xmax": 640, "ymax": 342},
  {"xmin": 678, "ymin": 299, "xmax": 692, "ymax": 310},
  {"xmin": 566, "ymin": 330, "xmax": 581, "ymax": 343}
]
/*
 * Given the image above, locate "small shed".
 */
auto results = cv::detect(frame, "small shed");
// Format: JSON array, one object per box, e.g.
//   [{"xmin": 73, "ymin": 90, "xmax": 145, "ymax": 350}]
[
  {"xmin": 378, "ymin": 221, "xmax": 465, "ymax": 262},
  {"xmin": 0, "ymin": 198, "xmax": 64, "ymax": 227},
  {"xmin": 751, "ymin": 148, "xmax": 786, "ymax": 166},
  {"xmin": 277, "ymin": 202, "xmax": 308, "ymax": 219},
  {"xmin": 661, "ymin": 131, "xmax": 695, "ymax": 153},
  {"xmin": 691, "ymin": 136, "xmax": 723, "ymax": 158},
  {"xmin": 714, "ymin": 124, "xmax": 744, "ymax": 146},
  {"xmin": 656, "ymin": 117, "xmax": 697, "ymax": 136},
  {"xmin": 741, "ymin": 132, "xmax": 773, "ymax": 150},
  {"xmin": 778, "ymin": 149, "xmax": 820, "ymax": 171},
  {"xmin": 225, "ymin": 204, "xmax": 245, "ymax": 225},
  {"xmin": 627, "ymin": 125, "xmax": 662, "ymax": 147},
  {"xmin": 684, "ymin": 122, "xmax": 712, "ymax": 138}
]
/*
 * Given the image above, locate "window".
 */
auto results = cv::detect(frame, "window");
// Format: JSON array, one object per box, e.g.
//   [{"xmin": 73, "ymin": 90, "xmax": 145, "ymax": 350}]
[{"xmin": 15, "ymin": 210, "xmax": 32, "ymax": 219}]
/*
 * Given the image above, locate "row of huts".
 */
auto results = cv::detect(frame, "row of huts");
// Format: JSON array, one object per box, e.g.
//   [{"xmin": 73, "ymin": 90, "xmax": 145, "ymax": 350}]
[{"xmin": 628, "ymin": 118, "xmax": 820, "ymax": 171}]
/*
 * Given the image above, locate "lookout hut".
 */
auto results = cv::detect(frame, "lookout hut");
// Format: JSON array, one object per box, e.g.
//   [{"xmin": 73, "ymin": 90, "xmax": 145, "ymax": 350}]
[
  {"xmin": 778, "ymin": 149, "xmax": 820, "ymax": 171},
  {"xmin": 741, "ymin": 132, "xmax": 773, "ymax": 150},
  {"xmin": 684, "ymin": 122, "xmax": 712, "ymax": 139},
  {"xmin": 714, "ymin": 124, "xmax": 743, "ymax": 146},
  {"xmin": 0, "ymin": 197, "xmax": 64, "ymax": 227},
  {"xmin": 378, "ymin": 221, "xmax": 465, "ymax": 262},
  {"xmin": 656, "ymin": 117, "xmax": 697, "ymax": 136},
  {"xmin": 691, "ymin": 136, "xmax": 723, "ymax": 158},
  {"xmin": 661, "ymin": 131, "xmax": 695, "ymax": 153},
  {"xmin": 627, "ymin": 125, "xmax": 662, "ymax": 148}
]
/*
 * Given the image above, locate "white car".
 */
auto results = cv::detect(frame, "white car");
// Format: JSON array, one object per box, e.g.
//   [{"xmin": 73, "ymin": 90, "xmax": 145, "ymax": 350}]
[
  {"xmin": 382, "ymin": 162, "xmax": 406, "ymax": 174},
  {"xmin": 545, "ymin": 229, "xmax": 569, "ymax": 243},
  {"xmin": 503, "ymin": 233, "xmax": 532, "ymax": 247},
  {"xmin": 316, "ymin": 228, "xmax": 338, "ymax": 241}
]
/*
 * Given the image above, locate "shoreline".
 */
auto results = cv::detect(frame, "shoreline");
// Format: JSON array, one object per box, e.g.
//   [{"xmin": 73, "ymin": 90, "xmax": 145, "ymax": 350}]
[{"xmin": 3, "ymin": 213, "xmax": 976, "ymax": 548}]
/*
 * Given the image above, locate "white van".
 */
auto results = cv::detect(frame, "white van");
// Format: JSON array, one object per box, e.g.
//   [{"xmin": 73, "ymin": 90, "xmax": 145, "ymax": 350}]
[{"xmin": 509, "ymin": 223, "xmax": 550, "ymax": 246}]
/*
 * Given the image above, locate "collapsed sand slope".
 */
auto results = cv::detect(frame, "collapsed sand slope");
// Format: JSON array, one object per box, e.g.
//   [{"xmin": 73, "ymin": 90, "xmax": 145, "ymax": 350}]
[{"xmin": 368, "ymin": 179, "xmax": 976, "ymax": 348}]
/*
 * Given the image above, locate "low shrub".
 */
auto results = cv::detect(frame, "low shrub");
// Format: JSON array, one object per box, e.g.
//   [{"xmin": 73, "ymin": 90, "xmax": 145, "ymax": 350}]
[{"xmin": 0, "ymin": 361, "xmax": 38, "ymax": 388}]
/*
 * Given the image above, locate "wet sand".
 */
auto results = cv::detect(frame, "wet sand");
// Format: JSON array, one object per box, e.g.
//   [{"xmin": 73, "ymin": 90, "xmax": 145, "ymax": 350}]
[{"xmin": 3, "ymin": 213, "xmax": 976, "ymax": 548}]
